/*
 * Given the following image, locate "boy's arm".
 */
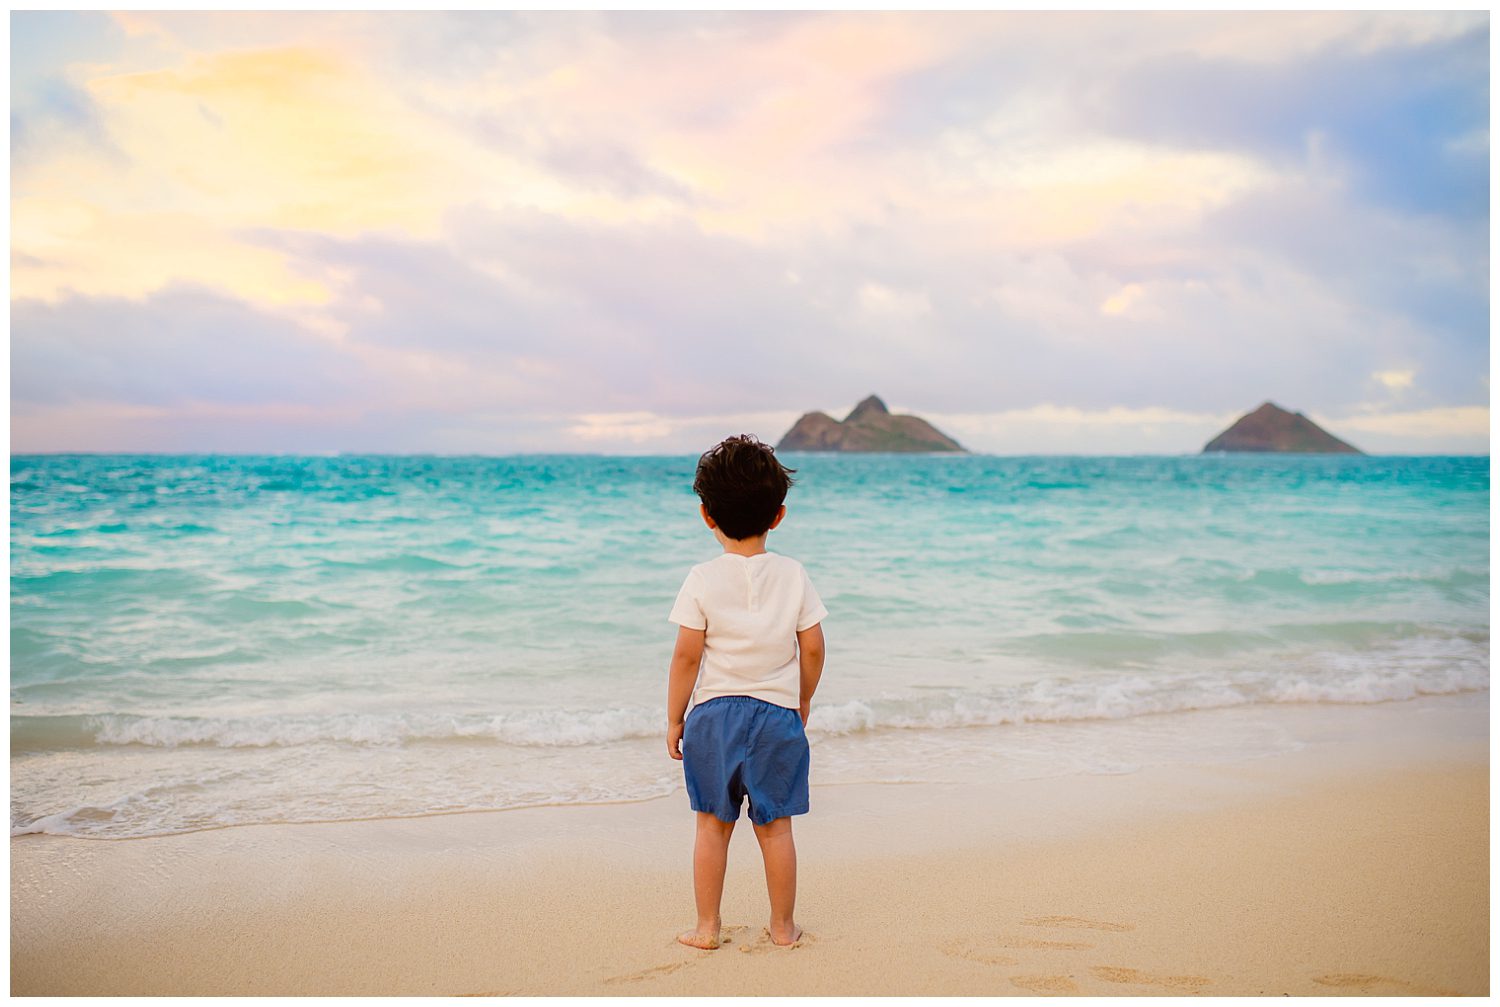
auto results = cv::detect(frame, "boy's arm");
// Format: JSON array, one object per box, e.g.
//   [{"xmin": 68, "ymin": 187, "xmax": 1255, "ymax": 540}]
[
  {"xmin": 665, "ymin": 626, "xmax": 705, "ymax": 760},
  {"xmin": 796, "ymin": 623, "xmax": 825, "ymax": 726}
]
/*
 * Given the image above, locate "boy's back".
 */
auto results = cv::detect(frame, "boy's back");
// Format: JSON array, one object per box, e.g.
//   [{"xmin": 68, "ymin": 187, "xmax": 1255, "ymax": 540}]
[{"xmin": 669, "ymin": 552, "xmax": 826, "ymax": 711}]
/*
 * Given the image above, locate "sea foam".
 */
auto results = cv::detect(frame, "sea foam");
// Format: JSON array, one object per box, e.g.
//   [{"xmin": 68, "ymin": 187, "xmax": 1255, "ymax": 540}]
[{"xmin": 10, "ymin": 633, "xmax": 1485, "ymax": 754}]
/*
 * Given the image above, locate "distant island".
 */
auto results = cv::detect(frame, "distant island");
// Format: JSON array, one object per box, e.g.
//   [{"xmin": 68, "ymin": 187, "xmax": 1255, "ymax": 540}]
[
  {"xmin": 1203, "ymin": 401, "xmax": 1363, "ymax": 454},
  {"xmin": 777, "ymin": 395, "xmax": 966, "ymax": 453}
]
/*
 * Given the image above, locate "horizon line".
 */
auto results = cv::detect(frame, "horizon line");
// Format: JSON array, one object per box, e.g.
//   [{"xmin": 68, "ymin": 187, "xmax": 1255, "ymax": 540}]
[{"xmin": 10, "ymin": 450, "xmax": 1490, "ymax": 459}]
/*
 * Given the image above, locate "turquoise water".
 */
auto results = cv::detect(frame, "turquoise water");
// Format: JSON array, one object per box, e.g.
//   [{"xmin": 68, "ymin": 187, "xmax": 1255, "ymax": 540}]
[{"xmin": 11, "ymin": 454, "xmax": 1489, "ymax": 837}]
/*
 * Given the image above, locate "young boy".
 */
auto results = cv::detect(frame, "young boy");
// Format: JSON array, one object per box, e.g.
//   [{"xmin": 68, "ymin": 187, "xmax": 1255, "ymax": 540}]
[{"xmin": 665, "ymin": 434, "xmax": 827, "ymax": 950}]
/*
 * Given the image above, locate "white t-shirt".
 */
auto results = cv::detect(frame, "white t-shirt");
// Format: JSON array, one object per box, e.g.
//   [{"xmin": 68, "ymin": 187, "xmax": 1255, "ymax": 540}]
[{"xmin": 668, "ymin": 552, "xmax": 828, "ymax": 711}]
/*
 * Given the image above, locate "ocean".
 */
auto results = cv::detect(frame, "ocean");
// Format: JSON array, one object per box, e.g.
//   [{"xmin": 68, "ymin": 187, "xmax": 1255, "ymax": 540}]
[{"xmin": 10, "ymin": 453, "xmax": 1489, "ymax": 839}]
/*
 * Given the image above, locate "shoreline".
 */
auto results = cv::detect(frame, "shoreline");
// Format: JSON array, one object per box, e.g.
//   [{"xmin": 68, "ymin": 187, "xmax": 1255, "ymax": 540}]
[
  {"xmin": 11, "ymin": 695, "xmax": 1489, "ymax": 995},
  {"xmin": 13, "ymin": 689, "xmax": 1487, "ymax": 844}
]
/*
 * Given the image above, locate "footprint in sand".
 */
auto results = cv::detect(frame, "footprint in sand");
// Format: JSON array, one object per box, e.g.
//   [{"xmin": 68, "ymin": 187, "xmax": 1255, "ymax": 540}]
[
  {"xmin": 1010, "ymin": 975, "xmax": 1080, "ymax": 994},
  {"xmin": 674, "ymin": 923, "xmax": 753, "ymax": 952},
  {"xmin": 998, "ymin": 936, "xmax": 1093, "ymax": 951},
  {"xmin": 715, "ymin": 924, "xmax": 750, "ymax": 947},
  {"xmin": 1313, "ymin": 973, "xmax": 1407, "ymax": 990},
  {"xmin": 1090, "ymin": 965, "xmax": 1212, "ymax": 990},
  {"xmin": 1022, "ymin": 915, "xmax": 1134, "ymax": 933},
  {"xmin": 941, "ymin": 932, "xmax": 1092, "ymax": 965},
  {"xmin": 604, "ymin": 926, "xmax": 755, "ymax": 986},
  {"xmin": 1311, "ymin": 973, "xmax": 1455, "ymax": 995},
  {"xmin": 939, "ymin": 937, "xmax": 1019, "ymax": 967},
  {"xmin": 737, "ymin": 927, "xmax": 815, "ymax": 954},
  {"xmin": 603, "ymin": 961, "xmax": 691, "ymax": 986}
]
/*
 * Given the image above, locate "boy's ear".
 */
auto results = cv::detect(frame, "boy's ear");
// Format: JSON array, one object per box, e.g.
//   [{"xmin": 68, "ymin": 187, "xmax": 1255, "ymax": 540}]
[
  {"xmin": 699, "ymin": 503, "xmax": 717, "ymax": 529},
  {"xmin": 768, "ymin": 505, "xmax": 786, "ymax": 530}
]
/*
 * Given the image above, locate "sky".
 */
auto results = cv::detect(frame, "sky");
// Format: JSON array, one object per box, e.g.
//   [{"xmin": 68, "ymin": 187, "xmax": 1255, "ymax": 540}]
[{"xmin": 10, "ymin": 11, "xmax": 1491, "ymax": 454}]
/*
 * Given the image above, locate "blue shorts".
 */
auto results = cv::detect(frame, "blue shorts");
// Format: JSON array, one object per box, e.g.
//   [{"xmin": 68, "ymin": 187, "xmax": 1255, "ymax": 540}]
[{"xmin": 682, "ymin": 696, "xmax": 810, "ymax": 826}]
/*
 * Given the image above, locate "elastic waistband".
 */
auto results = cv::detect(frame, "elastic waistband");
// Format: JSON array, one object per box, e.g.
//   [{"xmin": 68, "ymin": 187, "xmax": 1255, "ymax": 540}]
[{"xmin": 695, "ymin": 695, "xmax": 794, "ymax": 710}]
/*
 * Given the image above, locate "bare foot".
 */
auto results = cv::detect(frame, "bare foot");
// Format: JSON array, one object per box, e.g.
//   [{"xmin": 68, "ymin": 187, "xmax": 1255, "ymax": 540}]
[
  {"xmin": 768, "ymin": 923, "xmax": 803, "ymax": 947},
  {"xmin": 677, "ymin": 927, "xmax": 721, "ymax": 950}
]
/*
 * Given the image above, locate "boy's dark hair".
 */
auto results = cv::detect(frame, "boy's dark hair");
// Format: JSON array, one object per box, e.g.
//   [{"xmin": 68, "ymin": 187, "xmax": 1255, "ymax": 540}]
[{"xmin": 693, "ymin": 434, "xmax": 796, "ymax": 541}]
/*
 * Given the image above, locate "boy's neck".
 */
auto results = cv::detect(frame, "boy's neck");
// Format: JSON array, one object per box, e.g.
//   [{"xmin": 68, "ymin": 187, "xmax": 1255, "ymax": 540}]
[{"xmin": 717, "ymin": 531, "xmax": 769, "ymax": 557}]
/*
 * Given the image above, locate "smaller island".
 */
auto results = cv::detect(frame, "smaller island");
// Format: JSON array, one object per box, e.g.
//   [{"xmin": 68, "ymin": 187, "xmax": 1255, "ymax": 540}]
[
  {"xmin": 777, "ymin": 395, "xmax": 966, "ymax": 453},
  {"xmin": 1202, "ymin": 401, "xmax": 1363, "ymax": 454}
]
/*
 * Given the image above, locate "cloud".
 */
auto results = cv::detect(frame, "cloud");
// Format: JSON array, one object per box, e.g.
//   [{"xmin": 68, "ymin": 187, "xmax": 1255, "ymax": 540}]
[
  {"xmin": 12, "ymin": 203, "xmax": 335, "ymax": 305},
  {"xmin": 567, "ymin": 412, "xmax": 675, "ymax": 443},
  {"xmin": 535, "ymin": 137, "xmax": 696, "ymax": 203},
  {"xmin": 82, "ymin": 46, "xmax": 452, "ymax": 236},
  {"xmin": 1311, "ymin": 405, "xmax": 1489, "ymax": 455},
  {"xmin": 857, "ymin": 282, "xmax": 931, "ymax": 321},
  {"xmin": 1372, "ymin": 369, "xmax": 1416, "ymax": 390},
  {"xmin": 565, "ymin": 409, "xmax": 798, "ymax": 450},
  {"xmin": 1098, "ymin": 284, "xmax": 1145, "ymax": 317},
  {"xmin": 1077, "ymin": 20, "xmax": 1489, "ymax": 218},
  {"xmin": 11, "ymin": 285, "xmax": 368, "ymax": 409},
  {"xmin": 927, "ymin": 404, "xmax": 1242, "ymax": 454}
]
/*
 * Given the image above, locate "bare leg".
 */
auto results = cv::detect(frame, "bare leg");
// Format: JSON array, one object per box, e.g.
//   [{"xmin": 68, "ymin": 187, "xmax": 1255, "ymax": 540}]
[
  {"xmin": 679, "ymin": 812, "xmax": 736, "ymax": 949},
  {"xmin": 752, "ymin": 816, "xmax": 802, "ymax": 945}
]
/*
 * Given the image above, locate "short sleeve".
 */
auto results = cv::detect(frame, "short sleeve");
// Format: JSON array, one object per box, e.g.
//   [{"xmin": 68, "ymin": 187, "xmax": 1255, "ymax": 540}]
[
  {"xmin": 796, "ymin": 565, "xmax": 828, "ymax": 632},
  {"xmin": 668, "ymin": 569, "xmax": 707, "ymax": 630}
]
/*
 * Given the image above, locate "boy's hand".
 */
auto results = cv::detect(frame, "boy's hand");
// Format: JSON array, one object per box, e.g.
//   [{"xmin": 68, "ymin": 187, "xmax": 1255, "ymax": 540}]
[
  {"xmin": 796, "ymin": 623, "xmax": 823, "ymax": 730},
  {"xmin": 666, "ymin": 627, "xmax": 704, "ymax": 761}
]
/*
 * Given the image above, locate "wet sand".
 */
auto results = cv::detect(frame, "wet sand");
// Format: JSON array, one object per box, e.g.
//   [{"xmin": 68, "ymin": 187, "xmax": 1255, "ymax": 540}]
[{"xmin": 11, "ymin": 696, "xmax": 1488, "ymax": 996}]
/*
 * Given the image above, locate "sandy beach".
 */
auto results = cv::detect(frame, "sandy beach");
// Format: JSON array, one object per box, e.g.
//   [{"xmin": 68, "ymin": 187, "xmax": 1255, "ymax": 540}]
[{"xmin": 11, "ymin": 694, "xmax": 1487, "ymax": 996}]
